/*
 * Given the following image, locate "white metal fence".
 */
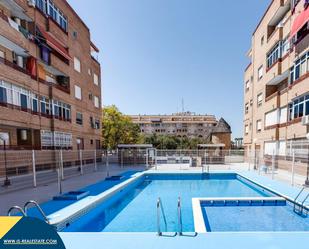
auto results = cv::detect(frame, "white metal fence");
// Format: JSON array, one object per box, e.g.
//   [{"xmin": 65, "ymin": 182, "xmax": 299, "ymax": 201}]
[{"xmin": 0, "ymin": 149, "xmax": 308, "ymax": 191}]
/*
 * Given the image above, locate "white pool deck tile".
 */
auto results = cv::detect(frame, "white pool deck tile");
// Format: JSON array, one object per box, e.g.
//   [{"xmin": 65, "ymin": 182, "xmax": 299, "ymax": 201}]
[{"xmin": 60, "ymin": 232, "xmax": 309, "ymax": 249}]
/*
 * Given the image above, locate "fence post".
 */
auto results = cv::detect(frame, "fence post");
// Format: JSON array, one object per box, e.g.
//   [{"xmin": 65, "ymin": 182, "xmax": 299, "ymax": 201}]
[
  {"xmin": 271, "ymin": 150, "xmax": 275, "ymax": 180},
  {"xmin": 145, "ymin": 149, "xmax": 149, "ymax": 169},
  {"xmin": 57, "ymin": 168, "xmax": 62, "ymax": 194},
  {"xmin": 291, "ymin": 150, "xmax": 295, "ymax": 186},
  {"xmin": 80, "ymin": 149, "xmax": 83, "ymax": 175},
  {"xmin": 155, "ymin": 149, "xmax": 157, "ymax": 170},
  {"xmin": 257, "ymin": 150, "xmax": 261, "ymax": 175},
  {"xmin": 94, "ymin": 150, "xmax": 97, "ymax": 172},
  {"xmin": 121, "ymin": 149, "xmax": 124, "ymax": 168},
  {"xmin": 32, "ymin": 150, "xmax": 37, "ymax": 187},
  {"xmin": 248, "ymin": 149, "xmax": 251, "ymax": 171},
  {"xmin": 60, "ymin": 150, "xmax": 64, "ymax": 180},
  {"xmin": 106, "ymin": 150, "xmax": 110, "ymax": 177}
]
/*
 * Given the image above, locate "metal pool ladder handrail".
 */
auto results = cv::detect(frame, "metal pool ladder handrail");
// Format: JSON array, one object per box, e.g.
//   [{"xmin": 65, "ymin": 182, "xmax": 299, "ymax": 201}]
[
  {"xmin": 7, "ymin": 206, "xmax": 27, "ymax": 217},
  {"xmin": 293, "ymin": 187, "xmax": 305, "ymax": 212},
  {"xmin": 177, "ymin": 197, "xmax": 183, "ymax": 235},
  {"xmin": 24, "ymin": 200, "xmax": 50, "ymax": 224},
  {"xmin": 157, "ymin": 197, "xmax": 167, "ymax": 236}
]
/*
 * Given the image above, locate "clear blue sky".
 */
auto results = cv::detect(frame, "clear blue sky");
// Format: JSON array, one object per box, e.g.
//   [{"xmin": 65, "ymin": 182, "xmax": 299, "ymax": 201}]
[{"xmin": 68, "ymin": 0, "xmax": 270, "ymax": 138}]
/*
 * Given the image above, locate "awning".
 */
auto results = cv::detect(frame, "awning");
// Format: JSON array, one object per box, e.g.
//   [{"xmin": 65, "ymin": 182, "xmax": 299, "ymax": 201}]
[
  {"xmin": 266, "ymin": 70, "xmax": 289, "ymax": 86},
  {"xmin": 290, "ymin": 7, "xmax": 309, "ymax": 39},
  {"xmin": 37, "ymin": 26, "xmax": 71, "ymax": 60}
]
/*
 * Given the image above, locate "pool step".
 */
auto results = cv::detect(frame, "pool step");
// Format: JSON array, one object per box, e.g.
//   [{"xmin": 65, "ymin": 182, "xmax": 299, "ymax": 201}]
[{"xmin": 201, "ymin": 197, "xmax": 286, "ymax": 207}]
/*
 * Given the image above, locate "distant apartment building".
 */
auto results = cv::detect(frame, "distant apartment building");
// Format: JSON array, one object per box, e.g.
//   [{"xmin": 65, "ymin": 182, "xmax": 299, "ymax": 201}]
[
  {"xmin": 0, "ymin": 0, "xmax": 102, "ymax": 150},
  {"xmin": 243, "ymin": 0, "xmax": 309, "ymax": 157},
  {"xmin": 130, "ymin": 113, "xmax": 232, "ymax": 149}
]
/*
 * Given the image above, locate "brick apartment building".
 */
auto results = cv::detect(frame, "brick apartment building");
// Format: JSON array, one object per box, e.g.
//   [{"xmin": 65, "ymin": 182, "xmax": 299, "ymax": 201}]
[
  {"xmin": 243, "ymin": 0, "xmax": 309, "ymax": 158},
  {"xmin": 130, "ymin": 113, "xmax": 232, "ymax": 149},
  {"xmin": 0, "ymin": 0, "xmax": 102, "ymax": 150}
]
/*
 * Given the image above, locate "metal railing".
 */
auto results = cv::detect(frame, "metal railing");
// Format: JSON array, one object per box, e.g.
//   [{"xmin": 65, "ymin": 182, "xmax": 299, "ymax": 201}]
[
  {"xmin": 7, "ymin": 206, "xmax": 26, "ymax": 216},
  {"xmin": 177, "ymin": 197, "xmax": 183, "ymax": 235},
  {"xmin": 156, "ymin": 197, "xmax": 167, "ymax": 236},
  {"xmin": 24, "ymin": 200, "xmax": 49, "ymax": 224}
]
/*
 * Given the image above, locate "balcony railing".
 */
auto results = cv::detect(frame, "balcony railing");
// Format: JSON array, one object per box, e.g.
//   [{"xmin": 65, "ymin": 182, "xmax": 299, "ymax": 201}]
[{"xmin": 0, "ymin": 56, "xmax": 30, "ymax": 76}]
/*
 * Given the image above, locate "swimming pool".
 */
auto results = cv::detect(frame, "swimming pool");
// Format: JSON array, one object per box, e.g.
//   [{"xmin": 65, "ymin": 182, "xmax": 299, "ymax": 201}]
[{"xmin": 51, "ymin": 172, "xmax": 300, "ymax": 233}]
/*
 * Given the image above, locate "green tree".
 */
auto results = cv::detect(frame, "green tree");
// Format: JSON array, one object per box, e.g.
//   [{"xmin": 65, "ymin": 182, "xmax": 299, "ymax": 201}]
[{"xmin": 102, "ymin": 105, "xmax": 141, "ymax": 149}]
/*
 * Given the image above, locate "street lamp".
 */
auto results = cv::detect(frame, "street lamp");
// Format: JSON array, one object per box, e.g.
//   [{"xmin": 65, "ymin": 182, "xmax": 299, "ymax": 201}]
[{"xmin": 0, "ymin": 133, "xmax": 11, "ymax": 186}]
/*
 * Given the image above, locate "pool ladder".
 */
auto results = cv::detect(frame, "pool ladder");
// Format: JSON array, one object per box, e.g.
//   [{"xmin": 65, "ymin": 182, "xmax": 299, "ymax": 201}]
[
  {"xmin": 7, "ymin": 200, "xmax": 49, "ymax": 224},
  {"xmin": 157, "ymin": 197, "xmax": 193, "ymax": 236},
  {"xmin": 293, "ymin": 188, "xmax": 309, "ymax": 216},
  {"xmin": 156, "ymin": 197, "xmax": 167, "ymax": 236}
]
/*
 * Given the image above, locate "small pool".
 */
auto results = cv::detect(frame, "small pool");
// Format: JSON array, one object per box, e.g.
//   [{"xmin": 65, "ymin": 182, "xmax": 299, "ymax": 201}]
[
  {"xmin": 201, "ymin": 200, "xmax": 309, "ymax": 232},
  {"xmin": 60, "ymin": 173, "xmax": 282, "ymax": 232}
]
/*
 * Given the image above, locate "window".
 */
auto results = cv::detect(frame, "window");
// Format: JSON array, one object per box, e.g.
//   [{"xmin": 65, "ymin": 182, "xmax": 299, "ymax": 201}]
[
  {"xmin": 0, "ymin": 50, "xmax": 4, "ymax": 58},
  {"xmin": 94, "ymin": 96, "xmax": 99, "ymax": 108},
  {"xmin": 0, "ymin": 86, "xmax": 7, "ymax": 103},
  {"xmin": 261, "ymin": 36, "xmax": 264, "ymax": 46},
  {"xmin": 245, "ymin": 125, "xmax": 249, "ymax": 134},
  {"xmin": 75, "ymin": 85, "xmax": 82, "ymax": 100},
  {"xmin": 290, "ymin": 52, "xmax": 309, "ymax": 84},
  {"xmin": 289, "ymin": 95, "xmax": 309, "ymax": 120},
  {"xmin": 74, "ymin": 57, "xmax": 81, "ymax": 72},
  {"xmin": 279, "ymin": 107, "xmax": 287, "ymax": 124},
  {"xmin": 258, "ymin": 66, "xmax": 263, "ymax": 80},
  {"xmin": 245, "ymin": 80, "xmax": 250, "ymax": 91},
  {"xmin": 41, "ymin": 130, "xmax": 72, "ymax": 148},
  {"xmin": 58, "ymin": 11, "xmax": 67, "ymax": 31},
  {"xmin": 32, "ymin": 95, "xmax": 38, "ymax": 113},
  {"xmin": 40, "ymin": 97, "xmax": 51, "ymax": 115},
  {"xmin": 245, "ymin": 103, "xmax": 249, "ymax": 114},
  {"xmin": 52, "ymin": 100, "xmax": 71, "ymax": 120},
  {"xmin": 88, "ymin": 68, "xmax": 91, "ymax": 75},
  {"xmin": 35, "ymin": 0, "xmax": 47, "ymax": 13},
  {"xmin": 264, "ymin": 141, "xmax": 276, "ymax": 155},
  {"xmin": 281, "ymin": 38, "xmax": 290, "ymax": 57},
  {"xmin": 20, "ymin": 93, "xmax": 28, "ymax": 110},
  {"xmin": 256, "ymin": 120, "xmax": 262, "ymax": 132},
  {"xmin": 257, "ymin": 93, "xmax": 263, "ymax": 107},
  {"xmin": 76, "ymin": 112, "xmax": 83, "ymax": 125},
  {"xmin": 95, "ymin": 119, "xmax": 100, "ymax": 129},
  {"xmin": 44, "ymin": 0, "xmax": 67, "ymax": 32},
  {"xmin": 267, "ymin": 42, "xmax": 281, "ymax": 69},
  {"xmin": 93, "ymin": 73, "xmax": 99, "ymax": 85},
  {"xmin": 265, "ymin": 109, "xmax": 278, "ymax": 127}
]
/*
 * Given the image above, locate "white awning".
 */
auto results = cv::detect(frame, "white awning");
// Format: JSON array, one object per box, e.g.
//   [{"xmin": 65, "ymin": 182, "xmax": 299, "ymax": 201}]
[
  {"xmin": 197, "ymin": 144, "xmax": 225, "ymax": 148},
  {"xmin": 117, "ymin": 144, "xmax": 153, "ymax": 149},
  {"xmin": 266, "ymin": 70, "xmax": 289, "ymax": 86}
]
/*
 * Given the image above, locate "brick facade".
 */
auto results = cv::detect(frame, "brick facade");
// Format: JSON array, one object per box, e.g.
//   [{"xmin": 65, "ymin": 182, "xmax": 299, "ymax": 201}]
[{"xmin": 0, "ymin": 0, "xmax": 102, "ymax": 150}]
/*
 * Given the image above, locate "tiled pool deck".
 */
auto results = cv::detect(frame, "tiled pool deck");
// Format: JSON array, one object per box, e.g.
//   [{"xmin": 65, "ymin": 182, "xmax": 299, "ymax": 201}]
[{"xmin": 60, "ymin": 232, "xmax": 309, "ymax": 249}]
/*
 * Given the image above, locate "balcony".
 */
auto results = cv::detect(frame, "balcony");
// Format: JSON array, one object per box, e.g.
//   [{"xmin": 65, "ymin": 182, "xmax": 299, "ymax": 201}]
[
  {"xmin": 37, "ymin": 61, "xmax": 70, "ymax": 94},
  {"xmin": 0, "ymin": 6, "xmax": 34, "ymax": 52},
  {"xmin": 267, "ymin": 0, "xmax": 290, "ymax": 40},
  {"xmin": 295, "ymin": 30, "xmax": 309, "ymax": 55}
]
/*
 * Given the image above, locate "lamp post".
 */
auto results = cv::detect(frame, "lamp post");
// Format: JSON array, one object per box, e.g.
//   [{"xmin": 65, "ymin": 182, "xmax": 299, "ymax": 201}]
[
  {"xmin": 76, "ymin": 139, "xmax": 82, "ymax": 174},
  {"xmin": 0, "ymin": 133, "xmax": 11, "ymax": 186}
]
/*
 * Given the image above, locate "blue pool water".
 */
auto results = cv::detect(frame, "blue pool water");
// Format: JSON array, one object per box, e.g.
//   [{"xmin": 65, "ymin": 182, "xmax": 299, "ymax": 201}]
[
  {"xmin": 63, "ymin": 173, "xmax": 273, "ymax": 232},
  {"xmin": 202, "ymin": 204, "xmax": 309, "ymax": 232}
]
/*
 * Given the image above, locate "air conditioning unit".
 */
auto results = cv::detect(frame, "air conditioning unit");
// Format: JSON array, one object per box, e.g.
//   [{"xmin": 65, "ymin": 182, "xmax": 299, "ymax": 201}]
[
  {"xmin": 302, "ymin": 115, "xmax": 309, "ymax": 125},
  {"xmin": 28, "ymin": 0, "xmax": 35, "ymax": 7}
]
